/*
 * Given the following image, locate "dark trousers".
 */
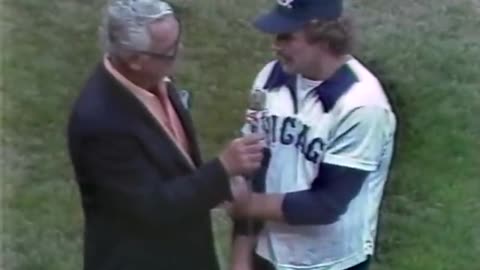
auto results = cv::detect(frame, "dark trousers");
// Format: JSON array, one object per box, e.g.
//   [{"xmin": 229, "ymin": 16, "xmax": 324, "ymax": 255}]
[{"xmin": 253, "ymin": 254, "xmax": 371, "ymax": 270}]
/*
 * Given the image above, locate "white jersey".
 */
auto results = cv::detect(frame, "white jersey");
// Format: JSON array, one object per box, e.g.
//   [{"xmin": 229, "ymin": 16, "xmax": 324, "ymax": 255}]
[{"xmin": 246, "ymin": 57, "xmax": 397, "ymax": 270}]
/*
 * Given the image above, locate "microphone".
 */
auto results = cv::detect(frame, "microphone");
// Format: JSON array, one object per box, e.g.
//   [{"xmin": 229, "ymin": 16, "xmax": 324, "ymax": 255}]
[
  {"xmin": 243, "ymin": 89, "xmax": 267, "ymax": 238},
  {"xmin": 246, "ymin": 88, "xmax": 267, "ymax": 135}
]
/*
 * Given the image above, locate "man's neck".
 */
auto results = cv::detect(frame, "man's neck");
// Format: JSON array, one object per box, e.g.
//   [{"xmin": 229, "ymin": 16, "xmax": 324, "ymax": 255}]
[{"xmin": 110, "ymin": 56, "xmax": 159, "ymax": 91}]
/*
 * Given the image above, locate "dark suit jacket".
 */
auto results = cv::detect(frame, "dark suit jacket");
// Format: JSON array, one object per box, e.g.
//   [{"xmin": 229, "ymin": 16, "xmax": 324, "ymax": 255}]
[{"xmin": 67, "ymin": 64, "xmax": 231, "ymax": 270}]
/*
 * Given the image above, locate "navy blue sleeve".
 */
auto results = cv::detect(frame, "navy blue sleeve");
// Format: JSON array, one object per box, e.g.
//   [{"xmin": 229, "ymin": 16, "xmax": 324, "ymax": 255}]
[
  {"xmin": 282, "ymin": 163, "xmax": 368, "ymax": 225},
  {"xmin": 233, "ymin": 149, "xmax": 270, "ymax": 236}
]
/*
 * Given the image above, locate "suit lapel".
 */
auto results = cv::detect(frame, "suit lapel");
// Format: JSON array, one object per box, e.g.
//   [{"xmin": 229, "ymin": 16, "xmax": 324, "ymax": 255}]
[
  {"xmin": 167, "ymin": 84, "xmax": 202, "ymax": 167},
  {"xmin": 100, "ymin": 65, "xmax": 197, "ymax": 171}
]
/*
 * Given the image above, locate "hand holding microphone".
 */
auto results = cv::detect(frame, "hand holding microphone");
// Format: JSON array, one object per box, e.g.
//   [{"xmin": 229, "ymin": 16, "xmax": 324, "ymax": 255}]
[
  {"xmin": 219, "ymin": 134, "xmax": 265, "ymax": 177},
  {"xmin": 224, "ymin": 89, "xmax": 269, "ymax": 219},
  {"xmin": 220, "ymin": 88, "xmax": 268, "ymax": 177}
]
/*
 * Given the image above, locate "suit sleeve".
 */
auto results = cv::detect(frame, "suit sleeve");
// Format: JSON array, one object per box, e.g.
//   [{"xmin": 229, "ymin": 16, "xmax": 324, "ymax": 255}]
[{"xmin": 80, "ymin": 135, "xmax": 232, "ymax": 227}]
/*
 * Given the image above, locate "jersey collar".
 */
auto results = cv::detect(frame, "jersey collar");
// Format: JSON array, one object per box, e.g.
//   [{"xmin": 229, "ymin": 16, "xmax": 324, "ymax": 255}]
[{"xmin": 263, "ymin": 61, "xmax": 359, "ymax": 112}]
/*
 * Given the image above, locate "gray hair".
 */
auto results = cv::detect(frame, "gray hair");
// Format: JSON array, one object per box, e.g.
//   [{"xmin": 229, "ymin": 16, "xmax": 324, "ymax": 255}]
[{"xmin": 100, "ymin": 0, "xmax": 174, "ymax": 57}]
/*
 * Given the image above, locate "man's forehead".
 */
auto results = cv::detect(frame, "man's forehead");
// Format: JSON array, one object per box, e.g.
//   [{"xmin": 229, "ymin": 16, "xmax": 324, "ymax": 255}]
[{"xmin": 149, "ymin": 16, "xmax": 180, "ymax": 49}]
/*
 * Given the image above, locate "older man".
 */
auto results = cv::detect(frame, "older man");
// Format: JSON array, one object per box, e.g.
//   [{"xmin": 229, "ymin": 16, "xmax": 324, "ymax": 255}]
[
  {"xmin": 67, "ymin": 1, "xmax": 263, "ymax": 270},
  {"xmin": 230, "ymin": 1, "xmax": 397, "ymax": 270}
]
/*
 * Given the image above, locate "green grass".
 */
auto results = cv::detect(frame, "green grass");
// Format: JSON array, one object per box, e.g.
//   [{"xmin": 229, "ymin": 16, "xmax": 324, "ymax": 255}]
[{"xmin": 1, "ymin": 0, "xmax": 479, "ymax": 270}]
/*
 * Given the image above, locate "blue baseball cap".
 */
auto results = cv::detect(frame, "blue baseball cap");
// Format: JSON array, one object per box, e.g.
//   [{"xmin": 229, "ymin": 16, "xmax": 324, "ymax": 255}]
[{"xmin": 254, "ymin": 0, "xmax": 343, "ymax": 34}]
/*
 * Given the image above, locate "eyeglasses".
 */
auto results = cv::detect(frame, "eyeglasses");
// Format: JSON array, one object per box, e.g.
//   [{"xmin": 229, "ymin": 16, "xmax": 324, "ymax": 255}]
[
  {"xmin": 136, "ymin": 27, "xmax": 182, "ymax": 62},
  {"xmin": 135, "ymin": 42, "xmax": 180, "ymax": 61}
]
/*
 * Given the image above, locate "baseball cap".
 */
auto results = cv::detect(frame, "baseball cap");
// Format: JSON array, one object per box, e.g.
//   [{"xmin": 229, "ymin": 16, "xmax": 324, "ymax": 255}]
[{"xmin": 254, "ymin": 0, "xmax": 343, "ymax": 34}]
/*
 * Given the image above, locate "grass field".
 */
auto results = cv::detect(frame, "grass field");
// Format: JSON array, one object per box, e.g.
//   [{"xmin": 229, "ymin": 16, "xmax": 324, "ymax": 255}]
[{"xmin": 1, "ymin": 0, "xmax": 479, "ymax": 269}]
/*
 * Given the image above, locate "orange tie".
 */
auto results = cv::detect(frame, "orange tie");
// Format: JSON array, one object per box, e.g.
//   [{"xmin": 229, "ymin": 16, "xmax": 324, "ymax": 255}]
[{"xmin": 154, "ymin": 85, "xmax": 190, "ymax": 157}]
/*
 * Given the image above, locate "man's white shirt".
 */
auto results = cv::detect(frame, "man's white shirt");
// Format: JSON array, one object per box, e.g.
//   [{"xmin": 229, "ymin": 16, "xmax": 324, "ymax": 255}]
[{"xmin": 244, "ymin": 57, "xmax": 396, "ymax": 270}]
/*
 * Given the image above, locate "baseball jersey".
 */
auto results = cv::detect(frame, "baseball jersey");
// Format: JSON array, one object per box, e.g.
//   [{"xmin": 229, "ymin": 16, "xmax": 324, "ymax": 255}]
[{"xmin": 244, "ymin": 57, "xmax": 397, "ymax": 270}]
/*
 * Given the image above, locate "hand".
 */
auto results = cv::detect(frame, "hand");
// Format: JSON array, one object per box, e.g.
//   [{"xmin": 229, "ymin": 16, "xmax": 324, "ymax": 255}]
[
  {"xmin": 229, "ymin": 192, "xmax": 286, "ymax": 221},
  {"xmin": 245, "ymin": 109, "xmax": 260, "ymax": 124},
  {"xmin": 230, "ymin": 234, "xmax": 255, "ymax": 270},
  {"xmin": 227, "ymin": 199, "xmax": 251, "ymax": 219},
  {"xmin": 230, "ymin": 176, "xmax": 250, "ymax": 205},
  {"xmin": 219, "ymin": 134, "xmax": 264, "ymax": 176},
  {"xmin": 227, "ymin": 177, "xmax": 251, "ymax": 218}
]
